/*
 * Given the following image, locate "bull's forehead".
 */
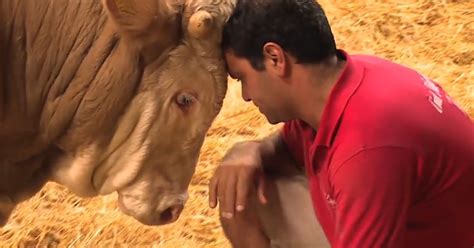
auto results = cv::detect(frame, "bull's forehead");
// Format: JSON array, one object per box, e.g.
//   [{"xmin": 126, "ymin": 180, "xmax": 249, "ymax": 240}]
[{"xmin": 144, "ymin": 47, "xmax": 226, "ymax": 105}]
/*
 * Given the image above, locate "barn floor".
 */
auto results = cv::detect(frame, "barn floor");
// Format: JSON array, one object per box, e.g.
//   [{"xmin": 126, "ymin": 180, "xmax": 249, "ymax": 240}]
[{"xmin": 1, "ymin": 1, "xmax": 472, "ymax": 247}]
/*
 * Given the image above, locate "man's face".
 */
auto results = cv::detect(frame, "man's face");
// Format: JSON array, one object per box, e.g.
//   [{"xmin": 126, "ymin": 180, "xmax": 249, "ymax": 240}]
[{"xmin": 224, "ymin": 50, "xmax": 290, "ymax": 124}]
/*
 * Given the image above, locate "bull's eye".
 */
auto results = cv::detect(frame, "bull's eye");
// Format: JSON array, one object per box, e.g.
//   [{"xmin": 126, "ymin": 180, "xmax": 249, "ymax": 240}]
[{"xmin": 176, "ymin": 92, "xmax": 196, "ymax": 108}]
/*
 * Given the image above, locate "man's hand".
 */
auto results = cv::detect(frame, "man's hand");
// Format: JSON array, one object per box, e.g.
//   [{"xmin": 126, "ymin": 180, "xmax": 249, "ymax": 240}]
[{"xmin": 209, "ymin": 141, "xmax": 268, "ymax": 219}]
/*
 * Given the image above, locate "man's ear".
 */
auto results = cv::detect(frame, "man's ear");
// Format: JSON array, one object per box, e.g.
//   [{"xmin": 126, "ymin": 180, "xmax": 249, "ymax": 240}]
[
  {"xmin": 263, "ymin": 42, "xmax": 287, "ymax": 77},
  {"xmin": 103, "ymin": 0, "xmax": 183, "ymax": 35}
]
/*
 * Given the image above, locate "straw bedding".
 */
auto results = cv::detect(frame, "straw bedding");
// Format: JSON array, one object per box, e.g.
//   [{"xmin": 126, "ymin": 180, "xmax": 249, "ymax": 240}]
[{"xmin": 1, "ymin": 0, "xmax": 472, "ymax": 247}]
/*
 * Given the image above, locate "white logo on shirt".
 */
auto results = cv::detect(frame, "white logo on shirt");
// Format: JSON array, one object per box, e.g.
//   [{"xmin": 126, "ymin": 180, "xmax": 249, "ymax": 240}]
[
  {"xmin": 420, "ymin": 74, "xmax": 444, "ymax": 114},
  {"xmin": 428, "ymin": 91, "xmax": 443, "ymax": 113},
  {"xmin": 325, "ymin": 193, "xmax": 337, "ymax": 209}
]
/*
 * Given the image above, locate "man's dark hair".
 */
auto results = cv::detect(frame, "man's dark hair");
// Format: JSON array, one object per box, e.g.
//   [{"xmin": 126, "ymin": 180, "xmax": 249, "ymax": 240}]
[{"xmin": 222, "ymin": 0, "xmax": 337, "ymax": 70}]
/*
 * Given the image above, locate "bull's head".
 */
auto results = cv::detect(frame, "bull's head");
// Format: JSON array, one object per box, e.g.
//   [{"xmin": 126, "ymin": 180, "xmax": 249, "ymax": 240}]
[
  {"xmin": 107, "ymin": 44, "xmax": 227, "ymax": 226},
  {"xmin": 48, "ymin": 0, "xmax": 229, "ymax": 225}
]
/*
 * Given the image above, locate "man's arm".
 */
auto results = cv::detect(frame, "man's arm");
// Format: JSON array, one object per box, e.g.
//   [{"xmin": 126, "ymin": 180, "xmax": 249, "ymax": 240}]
[
  {"xmin": 331, "ymin": 147, "xmax": 417, "ymax": 248},
  {"xmin": 209, "ymin": 128, "xmax": 304, "ymax": 217}
]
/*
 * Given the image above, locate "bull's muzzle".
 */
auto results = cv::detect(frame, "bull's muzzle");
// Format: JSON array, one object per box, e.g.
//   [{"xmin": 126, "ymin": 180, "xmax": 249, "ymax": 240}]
[{"xmin": 117, "ymin": 192, "xmax": 188, "ymax": 226}]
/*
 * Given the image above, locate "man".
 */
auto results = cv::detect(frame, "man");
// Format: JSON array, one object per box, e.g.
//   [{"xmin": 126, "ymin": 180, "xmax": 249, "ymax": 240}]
[{"xmin": 208, "ymin": 0, "xmax": 474, "ymax": 247}]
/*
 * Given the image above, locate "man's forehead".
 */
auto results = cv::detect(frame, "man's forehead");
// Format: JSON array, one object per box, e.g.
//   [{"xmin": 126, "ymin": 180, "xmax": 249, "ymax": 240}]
[{"xmin": 224, "ymin": 50, "xmax": 239, "ymax": 78}]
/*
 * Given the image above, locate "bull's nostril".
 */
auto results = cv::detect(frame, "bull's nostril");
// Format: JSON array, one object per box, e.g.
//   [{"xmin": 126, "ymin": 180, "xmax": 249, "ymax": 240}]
[
  {"xmin": 159, "ymin": 205, "xmax": 183, "ymax": 224},
  {"xmin": 160, "ymin": 207, "xmax": 174, "ymax": 223}
]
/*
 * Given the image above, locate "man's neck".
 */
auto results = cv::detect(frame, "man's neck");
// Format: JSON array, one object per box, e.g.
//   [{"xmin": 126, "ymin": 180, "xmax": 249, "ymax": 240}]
[{"xmin": 292, "ymin": 54, "xmax": 346, "ymax": 130}]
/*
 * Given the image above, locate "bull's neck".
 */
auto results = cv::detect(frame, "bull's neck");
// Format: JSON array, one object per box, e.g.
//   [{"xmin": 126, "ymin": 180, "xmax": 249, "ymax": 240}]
[
  {"xmin": 1, "ymin": 1, "xmax": 109, "ymax": 110},
  {"xmin": 0, "ymin": 1, "xmax": 139, "ymax": 159}
]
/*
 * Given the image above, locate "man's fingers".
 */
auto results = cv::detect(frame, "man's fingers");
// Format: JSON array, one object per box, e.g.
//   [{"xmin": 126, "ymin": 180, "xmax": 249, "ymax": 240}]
[
  {"xmin": 235, "ymin": 170, "xmax": 251, "ymax": 212},
  {"xmin": 222, "ymin": 168, "xmax": 238, "ymax": 219},
  {"xmin": 209, "ymin": 171, "xmax": 219, "ymax": 208},
  {"xmin": 217, "ymin": 171, "xmax": 229, "ymax": 217},
  {"xmin": 257, "ymin": 173, "xmax": 268, "ymax": 205}
]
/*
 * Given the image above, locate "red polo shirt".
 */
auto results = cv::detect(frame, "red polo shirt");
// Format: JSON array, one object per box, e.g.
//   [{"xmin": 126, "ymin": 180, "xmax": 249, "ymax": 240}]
[{"xmin": 282, "ymin": 50, "xmax": 474, "ymax": 248}]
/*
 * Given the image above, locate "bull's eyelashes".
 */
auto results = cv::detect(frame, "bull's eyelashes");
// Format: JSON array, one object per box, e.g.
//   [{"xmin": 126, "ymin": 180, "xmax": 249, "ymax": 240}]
[{"xmin": 176, "ymin": 92, "xmax": 197, "ymax": 109}]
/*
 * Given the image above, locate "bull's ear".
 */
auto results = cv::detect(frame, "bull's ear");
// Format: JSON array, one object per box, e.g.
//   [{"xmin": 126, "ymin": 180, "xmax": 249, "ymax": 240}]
[
  {"xmin": 103, "ymin": 0, "xmax": 183, "ymax": 35},
  {"xmin": 103, "ymin": 0, "xmax": 153, "ymax": 34}
]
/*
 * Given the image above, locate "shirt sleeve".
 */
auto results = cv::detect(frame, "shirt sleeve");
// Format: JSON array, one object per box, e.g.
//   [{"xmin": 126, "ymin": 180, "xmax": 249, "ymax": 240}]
[{"xmin": 331, "ymin": 147, "xmax": 418, "ymax": 248}]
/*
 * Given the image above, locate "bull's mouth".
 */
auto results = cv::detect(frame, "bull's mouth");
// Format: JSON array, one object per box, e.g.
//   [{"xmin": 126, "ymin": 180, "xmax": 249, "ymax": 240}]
[{"xmin": 117, "ymin": 193, "xmax": 185, "ymax": 226}]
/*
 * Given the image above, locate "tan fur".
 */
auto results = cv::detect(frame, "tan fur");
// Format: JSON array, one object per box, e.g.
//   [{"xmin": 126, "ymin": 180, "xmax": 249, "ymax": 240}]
[{"xmin": 0, "ymin": 0, "xmax": 233, "ymax": 226}]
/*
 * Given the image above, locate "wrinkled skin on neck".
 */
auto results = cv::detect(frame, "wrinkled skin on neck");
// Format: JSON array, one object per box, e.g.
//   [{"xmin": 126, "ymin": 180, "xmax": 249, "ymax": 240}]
[{"xmin": 0, "ymin": 0, "xmax": 228, "ymax": 226}]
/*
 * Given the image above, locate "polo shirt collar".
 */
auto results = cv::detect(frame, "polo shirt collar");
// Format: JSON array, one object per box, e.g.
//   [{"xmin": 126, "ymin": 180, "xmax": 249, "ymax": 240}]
[{"xmin": 313, "ymin": 49, "xmax": 365, "ymax": 147}]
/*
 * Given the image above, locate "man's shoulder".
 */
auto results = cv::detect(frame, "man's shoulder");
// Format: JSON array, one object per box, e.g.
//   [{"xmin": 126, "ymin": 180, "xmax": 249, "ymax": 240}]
[
  {"xmin": 342, "ymin": 53, "xmax": 445, "ymax": 128},
  {"xmin": 349, "ymin": 52, "xmax": 400, "ymax": 66},
  {"xmin": 346, "ymin": 52, "xmax": 421, "ymax": 79}
]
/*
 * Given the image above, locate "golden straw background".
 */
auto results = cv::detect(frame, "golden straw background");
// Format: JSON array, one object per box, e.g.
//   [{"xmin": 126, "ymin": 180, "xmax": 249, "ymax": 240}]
[{"xmin": 1, "ymin": 0, "xmax": 473, "ymax": 247}]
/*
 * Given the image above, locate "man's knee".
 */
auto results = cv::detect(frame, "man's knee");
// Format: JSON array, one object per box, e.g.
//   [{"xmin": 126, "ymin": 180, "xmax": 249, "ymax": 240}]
[
  {"xmin": 219, "ymin": 204, "xmax": 270, "ymax": 248},
  {"xmin": 219, "ymin": 207, "xmax": 261, "ymax": 237}
]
